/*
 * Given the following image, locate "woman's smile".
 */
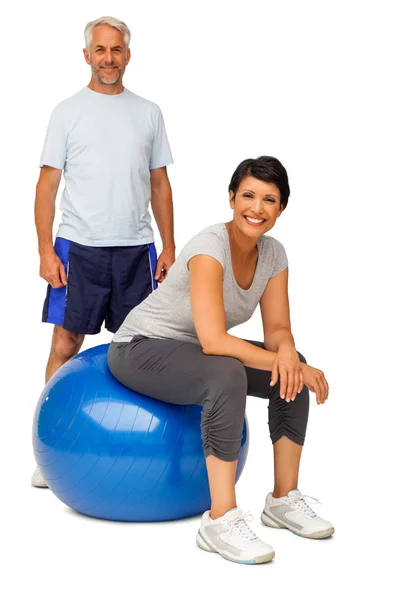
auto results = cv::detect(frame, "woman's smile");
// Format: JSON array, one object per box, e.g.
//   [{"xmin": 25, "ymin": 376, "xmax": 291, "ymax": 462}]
[{"xmin": 243, "ymin": 215, "xmax": 267, "ymax": 227}]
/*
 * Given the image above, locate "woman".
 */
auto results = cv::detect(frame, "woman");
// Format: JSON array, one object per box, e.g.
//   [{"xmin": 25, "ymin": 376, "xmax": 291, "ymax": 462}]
[{"xmin": 108, "ymin": 156, "xmax": 333, "ymax": 565}]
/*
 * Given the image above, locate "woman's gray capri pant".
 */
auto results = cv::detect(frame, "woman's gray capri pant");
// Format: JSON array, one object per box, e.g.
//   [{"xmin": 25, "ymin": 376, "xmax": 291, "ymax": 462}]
[{"xmin": 108, "ymin": 336, "xmax": 309, "ymax": 462}]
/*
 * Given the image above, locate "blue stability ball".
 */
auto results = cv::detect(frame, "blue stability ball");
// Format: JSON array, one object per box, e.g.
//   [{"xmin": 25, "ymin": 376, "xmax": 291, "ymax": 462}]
[{"xmin": 33, "ymin": 344, "xmax": 249, "ymax": 522}]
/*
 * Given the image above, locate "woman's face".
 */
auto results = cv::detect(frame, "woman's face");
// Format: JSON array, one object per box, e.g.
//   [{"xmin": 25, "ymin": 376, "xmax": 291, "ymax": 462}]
[{"xmin": 229, "ymin": 176, "xmax": 283, "ymax": 240}]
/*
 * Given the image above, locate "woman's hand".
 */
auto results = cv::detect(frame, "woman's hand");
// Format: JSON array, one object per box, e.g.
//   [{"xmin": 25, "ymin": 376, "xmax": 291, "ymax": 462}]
[
  {"xmin": 300, "ymin": 363, "xmax": 329, "ymax": 404},
  {"xmin": 270, "ymin": 342, "xmax": 304, "ymax": 402}
]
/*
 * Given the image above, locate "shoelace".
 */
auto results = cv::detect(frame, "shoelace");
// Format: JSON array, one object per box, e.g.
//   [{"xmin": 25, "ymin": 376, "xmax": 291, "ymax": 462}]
[
  {"xmin": 288, "ymin": 495, "xmax": 320, "ymax": 518},
  {"xmin": 226, "ymin": 512, "xmax": 259, "ymax": 542}
]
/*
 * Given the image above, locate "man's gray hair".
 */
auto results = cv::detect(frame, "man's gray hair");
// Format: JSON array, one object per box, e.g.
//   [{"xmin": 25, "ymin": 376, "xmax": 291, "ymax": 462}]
[{"xmin": 84, "ymin": 16, "xmax": 131, "ymax": 51}]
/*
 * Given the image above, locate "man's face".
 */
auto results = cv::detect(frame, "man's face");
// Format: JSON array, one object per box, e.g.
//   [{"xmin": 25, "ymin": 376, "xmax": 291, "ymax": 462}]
[{"xmin": 84, "ymin": 24, "xmax": 130, "ymax": 85}]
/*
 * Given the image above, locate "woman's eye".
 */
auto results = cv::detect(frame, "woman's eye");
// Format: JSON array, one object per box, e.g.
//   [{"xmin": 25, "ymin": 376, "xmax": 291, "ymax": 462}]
[
  {"xmin": 264, "ymin": 198, "xmax": 276, "ymax": 203},
  {"xmin": 243, "ymin": 193, "xmax": 252, "ymax": 198}
]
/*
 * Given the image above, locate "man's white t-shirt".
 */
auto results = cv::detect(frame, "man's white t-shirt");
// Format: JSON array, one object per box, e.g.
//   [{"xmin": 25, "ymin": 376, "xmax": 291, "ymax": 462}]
[{"xmin": 40, "ymin": 87, "xmax": 173, "ymax": 247}]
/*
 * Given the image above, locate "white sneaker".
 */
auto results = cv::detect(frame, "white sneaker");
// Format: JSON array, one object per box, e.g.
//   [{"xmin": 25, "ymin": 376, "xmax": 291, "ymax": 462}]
[
  {"xmin": 196, "ymin": 507, "xmax": 275, "ymax": 564},
  {"xmin": 31, "ymin": 466, "xmax": 48, "ymax": 488},
  {"xmin": 261, "ymin": 489, "xmax": 334, "ymax": 539}
]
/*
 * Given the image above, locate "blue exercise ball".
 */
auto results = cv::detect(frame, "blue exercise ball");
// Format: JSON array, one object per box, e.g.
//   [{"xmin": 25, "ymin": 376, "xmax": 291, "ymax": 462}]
[{"xmin": 32, "ymin": 344, "xmax": 249, "ymax": 522}]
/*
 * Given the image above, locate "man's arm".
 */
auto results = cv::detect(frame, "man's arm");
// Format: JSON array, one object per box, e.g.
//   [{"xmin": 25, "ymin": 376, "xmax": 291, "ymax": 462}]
[
  {"xmin": 34, "ymin": 166, "xmax": 67, "ymax": 288},
  {"xmin": 150, "ymin": 166, "xmax": 175, "ymax": 282}
]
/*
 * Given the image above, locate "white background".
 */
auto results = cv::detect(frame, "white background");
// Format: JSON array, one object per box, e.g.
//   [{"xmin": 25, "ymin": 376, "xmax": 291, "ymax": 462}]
[{"xmin": 2, "ymin": 0, "xmax": 399, "ymax": 598}]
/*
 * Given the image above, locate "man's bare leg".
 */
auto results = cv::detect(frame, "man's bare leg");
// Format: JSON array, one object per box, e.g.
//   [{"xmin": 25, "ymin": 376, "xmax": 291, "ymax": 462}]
[{"xmin": 45, "ymin": 325, "xmax": 85, "ymax": 382}]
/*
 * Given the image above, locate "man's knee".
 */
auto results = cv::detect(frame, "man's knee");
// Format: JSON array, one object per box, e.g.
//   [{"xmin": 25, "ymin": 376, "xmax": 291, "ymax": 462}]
[{"xmin": 52, "ymin": 326, "xmax": 84, "ymax": 360}]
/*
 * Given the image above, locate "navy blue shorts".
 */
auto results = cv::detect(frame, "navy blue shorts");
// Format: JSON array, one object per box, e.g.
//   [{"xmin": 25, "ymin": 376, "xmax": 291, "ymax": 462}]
[{"xmin": 42, "ymin": 237, "xmax": 158, "ymax": 334}]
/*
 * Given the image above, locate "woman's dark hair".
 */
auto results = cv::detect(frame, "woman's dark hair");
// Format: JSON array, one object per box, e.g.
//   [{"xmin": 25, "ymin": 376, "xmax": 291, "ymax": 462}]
[{"xmin": 228, "ymin": 156, "xmax": 290, "ymax": 210}]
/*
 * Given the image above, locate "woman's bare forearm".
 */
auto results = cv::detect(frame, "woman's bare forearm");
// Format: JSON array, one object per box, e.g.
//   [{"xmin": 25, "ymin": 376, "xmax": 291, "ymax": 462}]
[
  {"xmin": 264, "ymin": 327, "xmax": 295, "ymax": 352},
  {"xmin": 203, "ymin": 333, "xmax": 276, "ymax": 371}
]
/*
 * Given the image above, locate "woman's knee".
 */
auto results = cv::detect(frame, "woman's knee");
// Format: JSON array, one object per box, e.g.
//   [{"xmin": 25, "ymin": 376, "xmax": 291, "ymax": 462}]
[
  {"xmin": 223, "ymin": 357, "xmax": 248, "ymax": 386},
  {"xmin": 209, "ymin": 357, "xmax": 247, "ymax": 406}
]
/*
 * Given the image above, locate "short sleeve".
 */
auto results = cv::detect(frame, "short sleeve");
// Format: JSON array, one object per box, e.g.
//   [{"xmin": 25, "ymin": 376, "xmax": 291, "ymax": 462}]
[
  {"xmin": 270, "ymin": 239, "xmax": 288, "ymax": 278},
  {"xmin": 39, "ymin": 106, "xmax": 67, "ymax": 170},
  {"xmin": 149, "ymin": 107, "xmax": 173, "ymax": 170},
  {"xmin": 184, "ymin": 231, "xmax": 226, "ymax": 271}
]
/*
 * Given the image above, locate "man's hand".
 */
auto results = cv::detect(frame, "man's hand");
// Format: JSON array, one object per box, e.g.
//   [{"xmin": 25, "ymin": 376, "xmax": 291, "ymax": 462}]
[
  {"xmin": 154, "ymin": 246, "xmax": 175, "ymax": 283},
  {"xmin": 40, "ymin": 250, "xmax": 67, "ymax": 288}
]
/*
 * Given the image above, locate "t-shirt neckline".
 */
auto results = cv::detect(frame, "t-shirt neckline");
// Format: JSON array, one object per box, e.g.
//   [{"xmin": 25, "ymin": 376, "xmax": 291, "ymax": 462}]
[
  {"xmin": 84, "ymin": 86, "xmax": 127, "ymax": 98},
  {"xmin": 222, "ymin": 223, "xmax": 262, "ymax": 293}
]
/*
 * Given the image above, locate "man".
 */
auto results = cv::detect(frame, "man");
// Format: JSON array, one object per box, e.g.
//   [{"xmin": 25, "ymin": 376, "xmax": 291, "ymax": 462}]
[{"xmin": 32, "ymin": 16, "xmax": 175, "ymax": 487}]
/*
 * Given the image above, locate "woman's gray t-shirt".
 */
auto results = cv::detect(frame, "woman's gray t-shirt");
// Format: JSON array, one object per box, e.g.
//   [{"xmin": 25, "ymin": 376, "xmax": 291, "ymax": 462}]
[{"xmin": 113, "ymin": 223, "xmax": 288, "ymax": 344}]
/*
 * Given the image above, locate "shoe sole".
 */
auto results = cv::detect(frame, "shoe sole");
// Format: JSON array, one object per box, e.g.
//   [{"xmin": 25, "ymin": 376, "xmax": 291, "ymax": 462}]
[
  {"xmin": 196, "ymin": 531, "xmax": 275, "ymax": 564},
  {"xmin": 261, "ymin": 510, "xmax": 334, "ymax": 539},
  {"xmin": 31, "ymin": 481, "xmax": 49, "ymax": 488}
]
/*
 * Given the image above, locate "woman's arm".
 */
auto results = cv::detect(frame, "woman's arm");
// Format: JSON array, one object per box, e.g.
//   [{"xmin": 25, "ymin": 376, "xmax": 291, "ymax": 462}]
[
  {"xmin": 188, "ymin": 255, "xmax": 277, "ymax": 371},
  {"xmin": 260, "ymin": 267, "xmax": 304, "ymax": 400},
  {"xmin": 260, "ymin": 267, "xmax": 294, "ymax": 351},
  {"xmin": 260, "ymin": 268, "xmax": 329, "ymax": 403},
  {"xmin": 189, "ymin": 256, "xmax": 328, "ymax": 403}
]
